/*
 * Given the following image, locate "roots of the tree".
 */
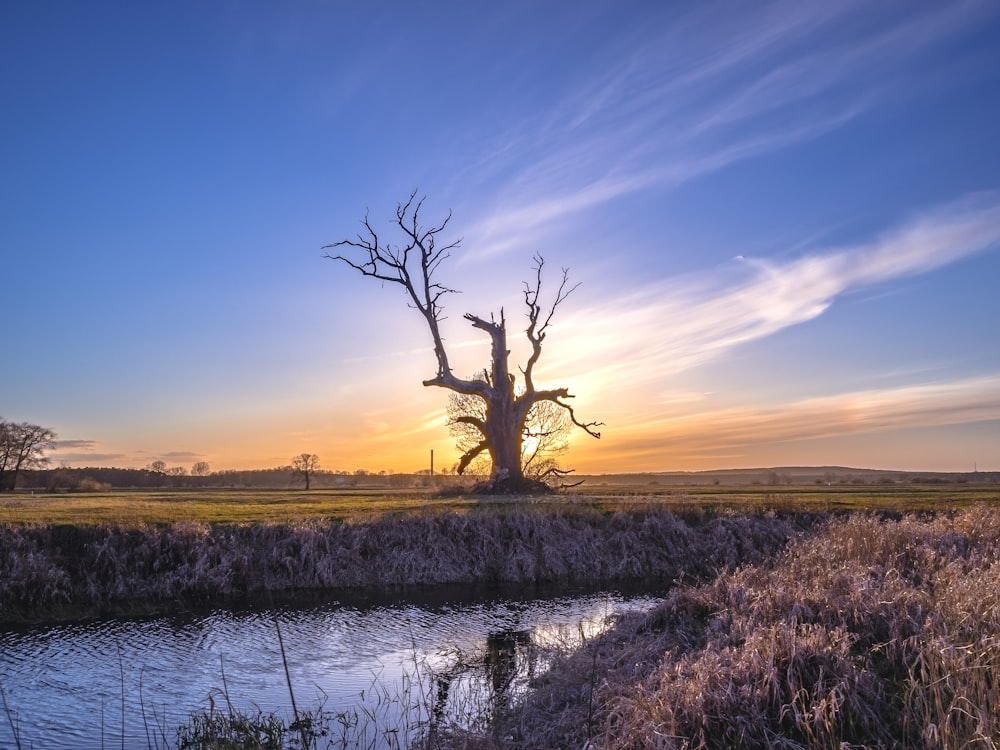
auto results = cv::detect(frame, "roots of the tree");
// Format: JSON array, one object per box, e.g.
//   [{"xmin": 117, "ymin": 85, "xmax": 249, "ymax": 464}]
[{"xmin": 471, "ymin": 476, "xmax": 554, "ymax": 495}]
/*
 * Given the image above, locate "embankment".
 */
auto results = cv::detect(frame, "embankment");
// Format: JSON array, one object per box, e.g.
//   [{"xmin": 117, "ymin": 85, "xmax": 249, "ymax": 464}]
[
  {"xmin": 502, "ymin": 504, "xmax": 1000, "ymax": 749},
  {"xmin": 0, "ymin": 507, "xmax": 810, "ymax": 622}
]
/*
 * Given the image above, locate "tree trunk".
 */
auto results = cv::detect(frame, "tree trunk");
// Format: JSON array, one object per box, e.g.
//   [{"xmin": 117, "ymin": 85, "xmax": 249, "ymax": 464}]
[
  {"xmin": 485, "ymin": 399, "xmax": 525, "ymax": 487},
  {"xmin": 476, "ymin": 321, "xmax": 551, "ymax": 494}
]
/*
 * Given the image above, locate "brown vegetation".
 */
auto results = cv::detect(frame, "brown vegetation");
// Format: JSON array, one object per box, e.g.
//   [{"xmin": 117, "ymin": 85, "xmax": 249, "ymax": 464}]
[
  {"xmin": 5, "ymin": 501, "xmax": 1000, "ymax": 748},
  {"xmin": 0, "ymin": 507, "xmax": 806, "ymax": 623},
  {"xmin": 499, "ymin": 505, "xmax": 1000, "ymax": 749}
]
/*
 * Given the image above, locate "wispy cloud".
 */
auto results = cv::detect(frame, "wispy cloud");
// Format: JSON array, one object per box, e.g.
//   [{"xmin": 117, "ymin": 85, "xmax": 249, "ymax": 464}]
[
  {"xmin": 366, "ymin": 409, "xmax": 446, "ymax": 443},
  {"xmin": 49, "ymin": 441, "xmax": 207, "ymax": 468},
  {"xmin": 50, "ymin": 439, "xmax": 129, "ymax": 466},
  {"xmin": 53, "ymin": 439, "xmax": 99, "ymax": 450},
  {"xmin": 542, "ymin": 193, "xmax": 1000, "ymax": 388},
  {"xmin": 459, "ymin": 0, "xmax": 996, "ymax": 259},
  {"xmin": 602, "ymin": 374, "xmax": 1000, "ymax": 461},
  {"xmin": 50, "ymin": 439, "xmax": 122, "ymax": 465}
]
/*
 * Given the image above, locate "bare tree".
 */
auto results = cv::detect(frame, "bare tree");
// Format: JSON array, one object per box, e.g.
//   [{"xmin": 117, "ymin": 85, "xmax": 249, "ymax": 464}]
[
  {"xmin": 326, "ymin": 193, "xmax": 601, "ymax": 494},
  {"xmin": 146, "ymin": 460, "xmax": 167, "ymax": 474},
  {"xmin": 191, "ymin": 461, "xmax": 211, "ymax": 477},
  {"xmin": 0, "ymin": 418, "xmax": 57, "ymax": 491},
  {"xmin": 291, "ymin": 453, "xmax": 320, "ymax": 490},
  {"xmin": 447, "ymin": 379, "xmax": 575, "ymax": 485}
]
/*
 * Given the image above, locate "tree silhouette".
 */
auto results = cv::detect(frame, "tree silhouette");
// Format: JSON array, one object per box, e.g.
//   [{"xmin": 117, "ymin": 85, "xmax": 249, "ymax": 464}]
[
  {"xmin": 447, "ymin": 379, "xmax": 575, "ymax": 485},
  {"xmin": 0, "ymin": 419, "xmax": 57, "ymax": 491},
  {"xmin": 326, "ymin": 193, "xmax": 600, "ymax": 494},
  {"xmin": 291, "ymin": 453, "xmax": 320, "ymax": 490}
]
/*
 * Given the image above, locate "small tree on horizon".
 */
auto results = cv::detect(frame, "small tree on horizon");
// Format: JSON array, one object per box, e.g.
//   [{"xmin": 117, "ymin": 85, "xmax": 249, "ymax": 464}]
[
  {"xmin": 147, "ymin": 460, "xmax": 167, "ymax": 474},
  {"xmin": 291, "ymin": 453, "xmax": 320, "ymax": 490}
]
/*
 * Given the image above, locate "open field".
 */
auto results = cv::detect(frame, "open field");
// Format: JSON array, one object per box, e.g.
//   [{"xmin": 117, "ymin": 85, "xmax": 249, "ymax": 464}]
[{"xmin": 1, "ymin": 481, "xmax": 997, "ymax": 526}]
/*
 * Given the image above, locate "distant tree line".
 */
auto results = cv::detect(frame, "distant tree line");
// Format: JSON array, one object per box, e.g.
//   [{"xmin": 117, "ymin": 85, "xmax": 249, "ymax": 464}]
[{"xmin": 17, "ymin": 465, "xmax": 472, "ymax": 492}]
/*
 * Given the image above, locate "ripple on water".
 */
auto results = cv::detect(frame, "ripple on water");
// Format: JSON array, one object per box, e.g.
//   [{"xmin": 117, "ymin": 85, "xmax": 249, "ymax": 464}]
[{"xmin": 0, "ymin": 586, "xmax": 662, "ymax": 750}]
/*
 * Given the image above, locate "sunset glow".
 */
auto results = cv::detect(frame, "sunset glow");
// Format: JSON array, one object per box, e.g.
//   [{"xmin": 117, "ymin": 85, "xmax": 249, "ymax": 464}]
[{"xmin": 3, "ymin": 1, "xmax": 999, "ymax": 474}]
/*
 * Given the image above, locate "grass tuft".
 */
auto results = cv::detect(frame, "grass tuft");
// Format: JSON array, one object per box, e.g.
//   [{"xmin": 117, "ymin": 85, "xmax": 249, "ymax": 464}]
[{"xmin": 493, "ymin": 505, "xmax": 1000, "ymax": 749}]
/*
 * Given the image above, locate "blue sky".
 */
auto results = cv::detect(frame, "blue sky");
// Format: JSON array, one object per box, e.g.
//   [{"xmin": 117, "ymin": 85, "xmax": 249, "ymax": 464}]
[{"xmin": 3, "ymin": 0, "xmax": 999, "ymax": 474}]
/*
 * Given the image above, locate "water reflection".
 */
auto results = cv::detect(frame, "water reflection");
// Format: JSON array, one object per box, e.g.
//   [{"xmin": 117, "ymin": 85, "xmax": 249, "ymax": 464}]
[
  {"xmin": 428, "ymin": 626, "xmax": 535, "ymax": 735},
  {"xmin": 0, "ymin": 585, "xmax": 660, "ymax": 749}
]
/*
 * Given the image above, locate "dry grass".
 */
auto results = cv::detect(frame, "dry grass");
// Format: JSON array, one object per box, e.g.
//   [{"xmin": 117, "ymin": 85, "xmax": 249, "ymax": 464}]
[
  {"xmin": 0, "ymin": 507, "xmax": 807, "ymax": 622},
  {"xmin": 1, "ymin": 483, "xmax": 995, "ymax": 526},
  {"xmin": 0, "ymin": 489, "xmax": 445, "ymax": 526},
  {"xmin": 497, "ymin": 505, "xmax": 1000, "ymax": 749}
]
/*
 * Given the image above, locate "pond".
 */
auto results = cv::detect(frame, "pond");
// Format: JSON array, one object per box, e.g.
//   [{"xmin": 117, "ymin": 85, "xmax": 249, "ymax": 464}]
[{"xmin": 0, "ymin": 584, "xmax": 663, "ymax": 749}]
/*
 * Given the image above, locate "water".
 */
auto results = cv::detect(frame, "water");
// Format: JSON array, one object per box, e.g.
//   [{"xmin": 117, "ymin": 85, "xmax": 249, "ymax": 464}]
[{"xmin": 0, "ymin": 585, "xmax": 661, "ymax": 749}]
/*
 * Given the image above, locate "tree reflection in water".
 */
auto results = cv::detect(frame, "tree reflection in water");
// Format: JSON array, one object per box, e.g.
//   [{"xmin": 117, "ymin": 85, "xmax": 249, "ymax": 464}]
[{"xmin": 428, "ymin": 627, "xmax": 539, "ymax": 735}]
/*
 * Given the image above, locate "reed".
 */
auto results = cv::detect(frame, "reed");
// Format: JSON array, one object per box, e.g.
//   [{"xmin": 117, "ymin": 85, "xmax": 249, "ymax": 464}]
[
  {"xmin": 8, "ymin": 506, "xmax": 999, "ymax": 747},
  {"xmin": 0, "ymin": 508, "xmax": 807, "ymax": 622},
  {"xmin": 1, "ymin": 687, "xmax": 23, "ymax": 750},
  {"xmin": 496, "ymin": 505, "xmax": 1000, "ymax": 749},
  {"xmin": 172, "ymin": 643, "xmax": 503, "ymax": 750}
]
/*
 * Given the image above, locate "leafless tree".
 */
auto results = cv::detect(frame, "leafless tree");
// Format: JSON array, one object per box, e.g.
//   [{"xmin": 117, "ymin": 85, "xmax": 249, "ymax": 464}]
[
  {"xmin": 191, "ymin": 461, "xmax": 211, "ymax": 476},
  {"xmin": 0, "ymin": 418, "xmax": 57, "ymax": 491},
  {"xmin": 146, "ymin": 460, "xmax": 167, "ymax": 474},
  {"xmin": 326, "ymin": 193, "xmax": 601, "ymax": 494},
  {"xmin": 291, "ymin": 453, "xmax": 320, "ymax": 490},
  {"xmin": 447, "ymin": 380, "xmax": 576, "ymax": 486}
]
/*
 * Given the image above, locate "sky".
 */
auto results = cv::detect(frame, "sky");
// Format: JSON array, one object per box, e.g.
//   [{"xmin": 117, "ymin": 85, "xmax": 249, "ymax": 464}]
[{"xmin": 2, "ymin": 0, "xmax": 1000, "ymax": 475}]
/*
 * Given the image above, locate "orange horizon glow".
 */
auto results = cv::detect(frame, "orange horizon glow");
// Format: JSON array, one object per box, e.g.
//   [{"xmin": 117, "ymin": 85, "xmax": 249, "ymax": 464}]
[{"xmin": 49, "ymin": 372, "xmax": 1000, "ymax": 475}]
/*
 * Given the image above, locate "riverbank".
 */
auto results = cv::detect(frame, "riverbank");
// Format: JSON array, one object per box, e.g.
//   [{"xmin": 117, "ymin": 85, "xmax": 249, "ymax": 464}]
[
  {"xmin": 496, "ymin": 504, "xmax": 1000, "ymax": 749},
  {"xmin": 0, "ymin": 506, "xmax": 811, "ymax": 623},
  {"xmin": 5, "ymin": 503, "xmax": 999, "ymax": 747}
]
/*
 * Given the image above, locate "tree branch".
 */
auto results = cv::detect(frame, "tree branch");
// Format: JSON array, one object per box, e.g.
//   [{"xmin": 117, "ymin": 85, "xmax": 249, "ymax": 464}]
[
  {"xmin": 522, "ymin": 254, "xmax": 580, "ymax": 393},
  {"xmin": 324, "ymin": 190, "xmax": 467, "ymax": 384},
  {"xmin": 450, "ymin": 414, "xmax": 487, "ymax": 436},
  {"xmin": 457, "ymin": 440, "xmax": 489, "ymax": 475},
  {"xmin": 531, "ymin": 390, "xmax": 603, "ymax": 439}
]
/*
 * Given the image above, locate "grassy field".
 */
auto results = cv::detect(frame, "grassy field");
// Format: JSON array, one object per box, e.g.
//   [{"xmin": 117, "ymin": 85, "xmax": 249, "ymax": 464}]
[{"xmin": 1, "ymin": 481, "xmax": 996, "ymax": 526}]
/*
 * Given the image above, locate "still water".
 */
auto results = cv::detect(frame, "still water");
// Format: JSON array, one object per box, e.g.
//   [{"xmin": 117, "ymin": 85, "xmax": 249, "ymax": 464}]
[{"xmin": 0, "ymin": 585, "xmax": 661, "ymax": 749}]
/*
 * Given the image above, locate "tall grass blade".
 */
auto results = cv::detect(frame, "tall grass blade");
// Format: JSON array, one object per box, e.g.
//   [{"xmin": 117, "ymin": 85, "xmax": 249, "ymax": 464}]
[{"xmin": 1, "ymin": 687, "xmax": 23, "ymax": 750}]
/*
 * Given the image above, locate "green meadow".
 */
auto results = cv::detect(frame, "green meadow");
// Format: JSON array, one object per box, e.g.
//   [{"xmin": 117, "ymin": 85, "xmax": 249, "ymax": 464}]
[{"xmin": 1, "ymin": 481, "xmax": 995, "ymax": 526}]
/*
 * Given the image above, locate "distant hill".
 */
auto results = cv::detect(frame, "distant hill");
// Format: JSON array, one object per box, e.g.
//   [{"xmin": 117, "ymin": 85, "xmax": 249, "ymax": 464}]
[{"xmin": 574, "ymin": 466, "xmax": 999, "ymax": 487}]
